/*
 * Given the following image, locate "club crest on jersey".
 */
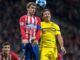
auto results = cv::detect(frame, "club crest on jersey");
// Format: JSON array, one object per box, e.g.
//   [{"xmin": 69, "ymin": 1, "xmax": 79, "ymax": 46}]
[
  {"xmin": 20, "ymin": 22, "xmax": 24, "ymax": 26},
  {"xmin": 26, "ymin": 23, "xmax": 37, "ymax": 29}
]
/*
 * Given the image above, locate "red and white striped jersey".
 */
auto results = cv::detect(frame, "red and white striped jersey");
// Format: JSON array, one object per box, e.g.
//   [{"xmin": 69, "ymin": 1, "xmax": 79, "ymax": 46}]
[
  {"xmin": 0, "ymin": 51, "xmax": 18, "ymax": 60},
  {"xmin": 19, "ymin": 15, "xmax": 41, "ymax": 42}
]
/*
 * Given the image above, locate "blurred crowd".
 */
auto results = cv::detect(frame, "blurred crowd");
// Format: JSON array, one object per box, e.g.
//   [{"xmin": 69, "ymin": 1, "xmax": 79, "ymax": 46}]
[
  {"xmin": 0, "ymin": 0, "xmax": 80, "ymax": 60},
  {"xmin": 47, "ymin": 0, "xmax": 80, "ymax": 28}
]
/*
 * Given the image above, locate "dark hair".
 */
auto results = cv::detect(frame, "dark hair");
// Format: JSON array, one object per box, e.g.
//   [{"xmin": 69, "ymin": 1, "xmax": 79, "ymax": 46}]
[
  {"xmin": 41, "ymin": 9, "xmax": 51, "ymax": 17},
  {"xmin": 42, "ymin": 9, "xmax": 50, "ymax": 13},
  {"xmin": 2, "ymin": 42, "xmax": 10, "ymax": 47},
  {"xmin": 26, "ymin": 2, "xmax": 37, "ymax": 8}
]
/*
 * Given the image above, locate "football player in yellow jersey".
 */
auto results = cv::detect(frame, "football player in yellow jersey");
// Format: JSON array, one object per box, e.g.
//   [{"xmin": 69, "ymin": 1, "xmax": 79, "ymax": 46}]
[{"xmin": 40, "ymin": 9, "xmax": 66, "ymax": 60}]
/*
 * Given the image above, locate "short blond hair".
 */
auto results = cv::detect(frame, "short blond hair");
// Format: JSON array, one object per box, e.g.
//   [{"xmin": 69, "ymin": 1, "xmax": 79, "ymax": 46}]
[{"xmin": 26, "ymin": 2, "xmax": 37, "ymax": 8}]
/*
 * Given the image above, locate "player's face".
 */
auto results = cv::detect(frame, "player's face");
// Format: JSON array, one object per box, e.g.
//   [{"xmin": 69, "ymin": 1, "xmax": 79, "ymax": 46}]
[
  {"xmin": 27, "ymin": 5, "xmax": 37, "ymax": 16},
  {"xmin": 2, "ymin": 45, "xmax": 10, "ymax": 53},
  {"xmin": 43, "ymin": 11, "xmax": 51, "ymax": 21}
]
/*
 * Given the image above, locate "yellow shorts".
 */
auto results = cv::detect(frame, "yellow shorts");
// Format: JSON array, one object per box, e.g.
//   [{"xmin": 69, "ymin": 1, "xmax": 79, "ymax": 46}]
[{"xmin": 40, "ymin": 47, "xmax": 58, "ymax": 60}]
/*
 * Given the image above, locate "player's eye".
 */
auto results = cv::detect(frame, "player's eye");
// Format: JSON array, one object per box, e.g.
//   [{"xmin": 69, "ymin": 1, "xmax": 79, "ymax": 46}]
[
  {"xmin": 44, "ymin": 14, "xmax": 47, "ymax": 16},
  {"xmin": 4, "ymin": 47, "xmax": 10, "ymax": 48}
]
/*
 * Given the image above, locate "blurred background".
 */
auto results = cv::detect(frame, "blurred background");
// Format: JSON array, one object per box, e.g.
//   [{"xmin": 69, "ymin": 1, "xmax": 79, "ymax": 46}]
[{"xmin": 0, "ymin": 0, "xmax": 80, "ymax": 60}]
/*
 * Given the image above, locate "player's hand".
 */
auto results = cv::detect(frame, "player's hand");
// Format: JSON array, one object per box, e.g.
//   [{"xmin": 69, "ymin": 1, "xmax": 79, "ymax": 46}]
[
  {"xmin": 33, "ymin": 40, "xmax": 38, "ymax": 44},
  {"xmin": 22, "ymin": 39, "xmax": 28, "ymax": 46},
  {"xmin": 61, "ymin": 46, "xmax": 66, "ymax": 55},
  {"xmin": 31, "ymin": 39, "xmax": 38, "ymax": 45}
]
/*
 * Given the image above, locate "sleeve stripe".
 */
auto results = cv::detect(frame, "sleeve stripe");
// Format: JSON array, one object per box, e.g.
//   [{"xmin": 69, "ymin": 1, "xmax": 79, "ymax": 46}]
[{"xmin": 37, "ymin": 25, "xmax": 41, "ymax": 30}]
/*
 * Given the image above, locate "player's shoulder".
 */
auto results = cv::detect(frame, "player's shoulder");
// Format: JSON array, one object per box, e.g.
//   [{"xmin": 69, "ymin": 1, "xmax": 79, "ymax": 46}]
[
  {"xmin": 20, "ymin": 15, "xmax": 28, "ymax": 20},
  {"xmin": 51, "ymin": 21, "xmax": 59, "ymax": 26},
  {"xmin": 50, "ymin": 21, "xmax": 60, "ymax": 29},
  {"xmin": 35, "ymin": 16, "xmax": 40, "ymax": 18},
  {"xmin": 10, "ymin": 51, "xmax": 17, "ymax": 56},
  {"xmin": 35, "ymin": 16, "xmax": 41, "ymax": 21}
]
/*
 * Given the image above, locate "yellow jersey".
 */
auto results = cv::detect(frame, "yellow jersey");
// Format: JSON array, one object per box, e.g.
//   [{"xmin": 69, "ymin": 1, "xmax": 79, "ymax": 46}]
[{"xmin": 40, "ymin": 21, "xmax": 61, "ymax": 48}]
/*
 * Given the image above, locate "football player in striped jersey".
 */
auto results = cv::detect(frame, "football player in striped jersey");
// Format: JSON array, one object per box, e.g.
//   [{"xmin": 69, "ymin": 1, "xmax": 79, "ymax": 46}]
[
  {"xmin": 19, "ymin": 2, "xmax": 41, "ymax": 60},
  {"xmin": 0, "ymin": 42, "xmax": 18, "ymax": 60}
]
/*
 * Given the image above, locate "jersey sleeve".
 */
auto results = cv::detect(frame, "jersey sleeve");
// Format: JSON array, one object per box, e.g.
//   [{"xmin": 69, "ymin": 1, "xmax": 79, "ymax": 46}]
[
  {"xmin": 55, "ymin": 24, "xmax": 61, "ymax": 35},
  {"xmin": 36, "ymin": 17, "xmax": 41, "ymax": 41},
  {"xmin": 19, "ymin": 16, "xmax": 27, "ymax": 40}
]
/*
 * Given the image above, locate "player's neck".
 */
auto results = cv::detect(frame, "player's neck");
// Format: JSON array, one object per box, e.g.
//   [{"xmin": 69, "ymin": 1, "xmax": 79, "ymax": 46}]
[
  {"xmin": 3, "ymin": 52, "xmax": 9, "ymax": 56},
  {"xmin": 27, "ymin": 13, "xmax": 34, "ymax": 17},
  {"xmin": 44, "ymin": 19, "xmax": 50, "ymax": 23}
]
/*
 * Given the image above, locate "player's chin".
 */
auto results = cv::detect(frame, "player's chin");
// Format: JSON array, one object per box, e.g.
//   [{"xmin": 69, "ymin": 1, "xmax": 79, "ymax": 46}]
[{"xmin": 32, "ymin": 12, "xmax": 36, "ymax": 15}]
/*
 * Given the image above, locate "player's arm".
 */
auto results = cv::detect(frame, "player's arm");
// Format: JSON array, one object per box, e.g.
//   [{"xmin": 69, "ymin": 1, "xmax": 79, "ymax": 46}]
[
  {"xmin": 55, "ymin": 25, "xmax": 66, "ymax": 54},
  {"xmin": 35, "ymin": 17, "xmax": 41, "ymax": 44},
  {"xmin": 57, "ymin": 34, "xmax": 64, "ymax": 48},
  {"xmin": 57, "ymin": 34, "xmax": 66, "ymax": 54},
  {"xmin": 19, "ymin": 16, "xmax": 28, "ymax": 44}
]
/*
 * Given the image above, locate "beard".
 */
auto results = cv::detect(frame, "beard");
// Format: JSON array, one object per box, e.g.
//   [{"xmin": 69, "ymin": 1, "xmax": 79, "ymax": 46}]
[
  {"xmin": 3, "ymin": 52, "xmax": 8, "ymax": 58},
  {"xmin": 29, "ymin": 10, "xmax": 36, "ymax": 16},
  {"xmin": 30, "ymin": 12, "xmax": 35, "ymax": 16},
  {"xmin": 44, "ymin": 17, "xmax": 50, "ymax": 21}
]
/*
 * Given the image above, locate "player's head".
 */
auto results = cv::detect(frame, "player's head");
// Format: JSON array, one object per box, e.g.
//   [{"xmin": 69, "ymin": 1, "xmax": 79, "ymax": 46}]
[
  {"xmin": 26, "ymin": 2, "xmax": 37, "ymax": 16},
  {"xmin": 42, "ymin": 9, "xmax": 51, "ymax": 22},
  {"xmin": 2, "ymin": 42, "xmax": 11, "ymax": 54}
]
